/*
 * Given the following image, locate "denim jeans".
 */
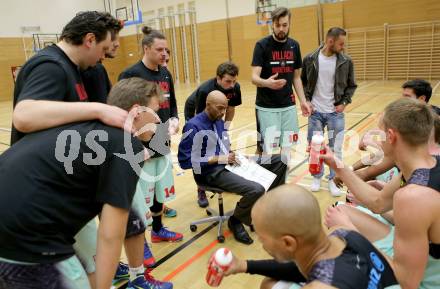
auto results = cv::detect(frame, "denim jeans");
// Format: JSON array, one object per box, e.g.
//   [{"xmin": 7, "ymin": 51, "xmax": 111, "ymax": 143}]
[{"xmin": 307, "ymin": 111, "xmax": 345, "ymax": 180}]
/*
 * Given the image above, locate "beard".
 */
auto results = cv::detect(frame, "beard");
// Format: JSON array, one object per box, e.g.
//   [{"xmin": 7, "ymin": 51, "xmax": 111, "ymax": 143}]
[{"xmin": 273, "ymin": 29, "xmax": 289, "ymax": 41}]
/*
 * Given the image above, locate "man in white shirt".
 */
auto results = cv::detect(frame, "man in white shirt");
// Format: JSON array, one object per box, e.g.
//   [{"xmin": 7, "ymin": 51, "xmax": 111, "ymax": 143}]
[{"xmin": 301, "ymin": 27, "xmax": 357, "ymax": 196}]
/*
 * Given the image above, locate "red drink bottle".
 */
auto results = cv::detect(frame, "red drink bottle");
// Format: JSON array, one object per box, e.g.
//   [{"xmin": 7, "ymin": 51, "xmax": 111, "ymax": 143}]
[
  {"xmin": 206, "ymin": 248, "xmax": 233, "ymax": 287},
  {"xmin": 309, "ymin": 135, "xmax": 325, "ymax": 175}
]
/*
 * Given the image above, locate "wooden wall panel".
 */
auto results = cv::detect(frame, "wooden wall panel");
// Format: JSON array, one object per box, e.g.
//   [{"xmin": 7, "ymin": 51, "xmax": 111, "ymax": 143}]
[
  {"xmin": 387, "ymin": 22, "xmax": 440, "ymax": 80},
  {"xmin": 407, "ymin": 25, "xmax": 437, "ymax": 80},
  {"xmin": 0, "ymin": 38, "xmax": 27, "ymax": 101},
  {"xmin": 185, "ymin": 24, "xmax": 195, "ymax": 83},
  {"xmin": 163, "ymin": 28, "xmax": 176, "ymax": 81},
  {"xmin": 346, "ymin": 21, "xmax": 440, "ymax": 81},
  {"xmin": 290, "ymin": 6, "xmax": 319, "ymax": 57},
  {"xmin": 122, "ymin": 34, "xmax": 142, "ymax": 66},
  {"xmin": 197, "ymin": 19, "xmax": 229, "ymax": 82},
  {"xmin": 102, "ymin": 56, "xmax": 126, "ymax": 85},
  {"xmin": 321, "ymin": 2, "xmax": 344, "ymax": 34},
  {"xmin": 175, "ymin": 26, "xmax": 185, "ymax": 83},
  {"xmin": 343, "ymin": 0, "xmax": 440, "ymax": 29},
  {"xmin": 346, "ymin": 27, "xmax": 386, "ymax": 80},
  {"xmin": 230, "ymin": 14, "xmax": 268, "ymax": 82},
  {"xmin": 104, "ymin": 34, "xmax": 141, "ymax": 85},
  {"xmin": 433, "ymin": 25, "xmax": 440, "ymax": 79}
]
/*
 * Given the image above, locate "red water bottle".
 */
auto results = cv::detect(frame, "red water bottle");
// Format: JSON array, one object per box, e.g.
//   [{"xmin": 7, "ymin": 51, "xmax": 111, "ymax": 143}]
[
  {"xmin": 309, "ymin": 134, "xmax": 325, "ymax": 175},
  {"xmin": 206, "ymin": 248, "xmax": 233, "ymax": 287}
]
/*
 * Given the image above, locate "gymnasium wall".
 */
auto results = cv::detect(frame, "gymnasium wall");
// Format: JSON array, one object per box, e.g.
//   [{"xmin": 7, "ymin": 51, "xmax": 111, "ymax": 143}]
[
  {"xmin": 1, "ymin": 0, "xmax": 440, "ymax": 101},
  {"xmin": 0, "ymin": 0, "xmax": 104, "ymax": 36},
  {"xmin": 341, "ymin": 0, "xmax": 440, "ymax": 81},
  {"xmin": 112, "ymin": 0, "xmax": 440, "ymax": 85},
  {"xmin": 0, "ymin": 38, "xmax": 27, "ymax": 102},
  {"xmin": 342, "ymin": 0, "xmax": 440, "ymax": 29},
  {"xmin": 137, "ymin": 0, "xmax": 318, "ymax": 25}
]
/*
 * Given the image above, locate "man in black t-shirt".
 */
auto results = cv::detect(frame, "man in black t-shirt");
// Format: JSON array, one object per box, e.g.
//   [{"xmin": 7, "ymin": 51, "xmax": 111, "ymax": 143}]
[
  {"xmin": 9, "ymin": 13, "xmax": 169, "ymax": 289},
  {"xmin": 11, "ymin": 11, "xmax": 127, "ymax": 146},
  {"xmin": 184, "ymin": 61, "xmax": 242, "ymax": 208},
  {"xmin": 80, "ymin": 28, "xmax": 170, "ymax": 288},
  {"xmin": 119, "ymin": 27, "xmax": 183, "ymax": 244},
  {"xmin": 184, "ymin": 61, "xmax": 242, "ymax": 123},
  {"xmin": 82, "ymin": 26, "xmax": 120, "ymax": 104},
  {"xmin": 156, "ymin": 46, "xmax": 179, "ymax": 219},
  {"xmin": 251, "ymin": 7, "xmax": 311, "ymax": 159},
  {"xmin": 0, "ymin": 78, "xmax": 162, "ymax": 289},
  {"xmin": 76, "ymin": 22, "xmax": 123, "ymax": 286},
  {"xmin": 82, "ymin": 63, "xmax": 112, "ymax": 103}
]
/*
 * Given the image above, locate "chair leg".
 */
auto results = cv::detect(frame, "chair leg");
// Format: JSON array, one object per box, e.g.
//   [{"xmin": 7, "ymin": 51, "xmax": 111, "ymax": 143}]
[
  {"xmin": 190, "ymin": 191, "xmax": 232, "ymax": 243},
  {"xmin": 190, "ymin": 216, "xmax": 224, "ymax": 226},
  {"xmin": 218, "ymin": 193, "xmax": 224, "ymax": 216},
  {"xmin": 217, "ymin": 218, "xmax": 225, "ymax": 242},
  {"xmin": 206, "ymin": 208, "xmax": 218, "ymax": 216}
]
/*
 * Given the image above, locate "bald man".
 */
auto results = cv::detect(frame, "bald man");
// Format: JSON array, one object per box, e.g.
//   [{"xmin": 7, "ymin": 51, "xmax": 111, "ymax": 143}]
[
  {"xmin": 178, "ymin": 91, "xmax": 287, "ymax": 245},
  {"xmin": 222, "ymin": 184, "xmax": 397, "ymax": 289}
]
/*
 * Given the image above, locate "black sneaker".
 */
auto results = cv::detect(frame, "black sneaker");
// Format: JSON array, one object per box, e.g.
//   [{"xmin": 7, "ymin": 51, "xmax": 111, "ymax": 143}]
[{"xmin": 197, "ymin": 189, "xmax": 209, "ymax": 208}]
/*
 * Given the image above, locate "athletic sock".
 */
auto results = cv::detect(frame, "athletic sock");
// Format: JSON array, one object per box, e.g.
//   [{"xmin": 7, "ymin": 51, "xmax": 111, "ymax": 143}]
[{"xmin": 129, "ymin": 265, "xmax": 144, "ymax": 281}]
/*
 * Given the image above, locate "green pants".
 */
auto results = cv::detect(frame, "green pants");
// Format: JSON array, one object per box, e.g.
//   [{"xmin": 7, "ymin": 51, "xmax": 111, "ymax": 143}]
[
  {"xmin": 256, "ymin": 105, "xmax": 299, "ymax": 153},
  {"xmin": 135, "ymin": 154, "xmax": 176, "ymax": 208}
]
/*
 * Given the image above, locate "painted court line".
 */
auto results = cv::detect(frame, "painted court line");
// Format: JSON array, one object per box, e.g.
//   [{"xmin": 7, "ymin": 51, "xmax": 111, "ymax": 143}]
[
  {"xmin": 152, "ymin": 222, "xmax": 219, "ymax": 269},
  {"xmin": 163, "ymin": 231, "xmax": 232, "ymax": 281}
]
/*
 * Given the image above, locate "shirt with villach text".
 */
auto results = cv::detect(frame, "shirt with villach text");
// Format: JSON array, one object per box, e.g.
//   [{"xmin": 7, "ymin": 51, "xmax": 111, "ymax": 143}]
[
  {"xmin": 118, "ymin": 61, "xmax": 178, "ymax": 158},
  {"xmin": 252, "ymin": 35, "xmax": 302, "ymax": 108}
]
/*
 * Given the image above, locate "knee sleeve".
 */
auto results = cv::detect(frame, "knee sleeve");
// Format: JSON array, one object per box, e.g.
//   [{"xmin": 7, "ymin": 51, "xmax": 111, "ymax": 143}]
[{"xmin": 125, "ymin": 210, "xmax": 146, "ymax": 238}]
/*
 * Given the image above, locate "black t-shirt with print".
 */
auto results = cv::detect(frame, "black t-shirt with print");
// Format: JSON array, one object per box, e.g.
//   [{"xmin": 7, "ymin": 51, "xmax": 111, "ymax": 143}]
[
  {"xmin": 308, "ymin": 229, "xmax": 397, "ymax": 288},
  {"xmin": 252, "ymin": 35, "xmax": 302, "ymax": 108},
  {"xmin": 119, "ymin": 61, "xmax": 178, "ymax": 158},
  {"xmin": 11, "ymin": 45, "xmax": 89, "ymax": 145},
  {"xmin": 82, "ymin": 62, "xmax": 112, "ymax": 104},
  {"xmin": 192, "ymin": 78, "xmax": 242, "ymax": 113},
  {"xmin": 245, "ymin": 229, "xmax": 397, "ymax": 288},
  {"xmin": 0, "ymin": 121, "xmax": 144, "ymax": 263}
]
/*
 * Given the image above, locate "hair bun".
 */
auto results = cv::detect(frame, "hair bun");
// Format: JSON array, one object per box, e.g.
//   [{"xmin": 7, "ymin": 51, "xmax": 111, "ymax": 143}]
[{"xmin": 142, "ymin": 26, "xmax": 153, "ymax": 35}]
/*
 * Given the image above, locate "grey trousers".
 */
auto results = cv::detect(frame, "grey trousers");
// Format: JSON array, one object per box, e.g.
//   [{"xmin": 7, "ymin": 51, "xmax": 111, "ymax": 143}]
[{"xmin": 195, "ymin": 154, "xmax": 287, "ymax": 225}]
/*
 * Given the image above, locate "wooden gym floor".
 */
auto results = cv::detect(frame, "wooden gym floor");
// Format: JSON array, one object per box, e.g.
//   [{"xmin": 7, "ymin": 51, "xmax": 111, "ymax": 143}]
[{"xmin": 0, "ymin": 80, "xmax": 439, "ymax": 288}]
